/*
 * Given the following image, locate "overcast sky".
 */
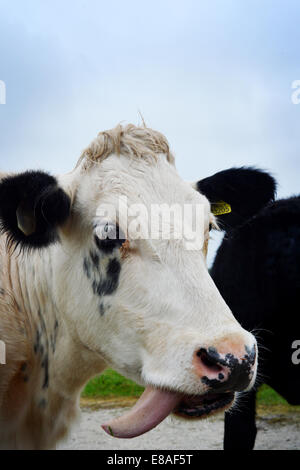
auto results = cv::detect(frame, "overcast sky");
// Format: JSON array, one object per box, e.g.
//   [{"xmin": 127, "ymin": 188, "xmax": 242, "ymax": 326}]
[{"xmin": 0, "ymin": 1, "xmax": 300, "ymax": 264}]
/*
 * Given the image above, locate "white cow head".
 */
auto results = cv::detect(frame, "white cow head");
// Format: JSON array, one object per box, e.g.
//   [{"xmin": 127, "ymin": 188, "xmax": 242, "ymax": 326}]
[{"xmin": 0, "ymin": 125, "xmax": 258, "ymax": 438}]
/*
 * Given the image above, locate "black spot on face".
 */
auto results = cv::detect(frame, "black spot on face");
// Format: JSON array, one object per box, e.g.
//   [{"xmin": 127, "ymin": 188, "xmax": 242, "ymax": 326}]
[
  {"xmin": 92, "ymin": 277, "xmax": 118, "ymax": 297},
  {"xmin": 83, "ymin": 257, "xmax": 91, "ymax": 279},
  {"xmin": 90, "ymin": 250, "xmax": 99, "ymax": 267},
  {"xmin": 83, "ymin": 243, "xmax": 122, "ymax": 299},
  {"xmin": 99, "ymin": 303, "xmax": 105, "ymax": 316},
  {"xmin": 94, "ymin": 258, "xmax": 121, "ymax": 296},
  {"xmin": 94, "ymin": 234, "xmax": 116, "ymax": 254},
  {"xmin": 107, "ymin": 258, "xmax": 121, "ymax": 276}
]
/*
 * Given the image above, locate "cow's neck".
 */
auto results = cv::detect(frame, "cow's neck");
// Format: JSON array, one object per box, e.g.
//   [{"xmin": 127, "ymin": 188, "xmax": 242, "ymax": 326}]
[{"xmin": 0, "ymin": 238, "xmax": 106, "ymax": 449}]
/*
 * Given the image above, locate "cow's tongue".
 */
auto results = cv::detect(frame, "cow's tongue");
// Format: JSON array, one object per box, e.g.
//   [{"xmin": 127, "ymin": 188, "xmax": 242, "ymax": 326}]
[{"xmin": 102, "ymin": 386, "xmax": 182, "ymax": 438}]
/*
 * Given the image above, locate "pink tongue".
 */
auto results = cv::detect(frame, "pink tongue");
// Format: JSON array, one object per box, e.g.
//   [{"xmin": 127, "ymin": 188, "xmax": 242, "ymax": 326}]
[{"xmin": 102, "ymin": 386, "xmax": 182, "ymax": 439}]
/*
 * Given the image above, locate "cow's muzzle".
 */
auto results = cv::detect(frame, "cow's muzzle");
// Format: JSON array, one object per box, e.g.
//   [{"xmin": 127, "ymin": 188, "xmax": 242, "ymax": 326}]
[{"xmin": 194, "ymin": 344, "xmax": 257, "ymax": 393}]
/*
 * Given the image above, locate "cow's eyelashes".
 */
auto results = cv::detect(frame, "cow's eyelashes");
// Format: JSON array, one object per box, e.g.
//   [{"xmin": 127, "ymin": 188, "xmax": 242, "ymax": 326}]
[{"xmin": 94, "ymin": 223, "xmax": 126, "ymax": 252}]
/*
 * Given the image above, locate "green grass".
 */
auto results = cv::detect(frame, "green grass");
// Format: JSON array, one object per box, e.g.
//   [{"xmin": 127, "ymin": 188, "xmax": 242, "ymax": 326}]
[
  {"xmin": 82, "ymin": 369, "xmax": 292, "ymax": 408},
  {"xmin": 257, "ymin": 384, "xmax": 288, "ymax": 406},
  {"xmin": 82, "ymin": 369, "xmax": 144, "ymax": 398}
]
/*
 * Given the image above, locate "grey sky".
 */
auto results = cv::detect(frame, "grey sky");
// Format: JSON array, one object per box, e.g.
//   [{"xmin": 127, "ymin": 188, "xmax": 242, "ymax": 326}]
[{"xmin": 0, "ymin": 0, "xmax": 300, "ymax": 264}]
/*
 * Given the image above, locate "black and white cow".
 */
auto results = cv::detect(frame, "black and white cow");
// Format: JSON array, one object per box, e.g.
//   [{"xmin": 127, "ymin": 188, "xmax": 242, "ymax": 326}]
[
  {"xmin": 197, "ymin": 167, "xmax": 300, "ymax": 450},
  {"xmin": 0, "ymin": 125, "xmax": 258, "ymax": 449}
]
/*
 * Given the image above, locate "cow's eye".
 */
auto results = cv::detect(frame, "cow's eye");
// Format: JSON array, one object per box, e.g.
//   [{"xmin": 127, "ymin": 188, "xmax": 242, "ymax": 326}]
[
  {"xmin": 95, "ymin": 222, "xmax": 117, "ymax": 240},
  {"xmin": 94, "ymin": 222, "xmax": 126, "ymax": 251}
]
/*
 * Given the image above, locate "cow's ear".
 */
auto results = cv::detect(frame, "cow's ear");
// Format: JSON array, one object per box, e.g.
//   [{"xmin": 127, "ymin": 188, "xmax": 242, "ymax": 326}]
[
  {"xmin": 0, "ymin": 171, "xmax": 71, "ymax": 248},
  {"xmin": 196, "ymin": 167, "xmax": 277, "ymax": 231}
]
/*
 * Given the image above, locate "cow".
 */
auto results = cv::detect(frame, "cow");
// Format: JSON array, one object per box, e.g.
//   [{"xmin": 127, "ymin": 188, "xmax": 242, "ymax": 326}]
[
  {"xmin": 197, "ymin": 167, "xmax": 300, "ymax": 450},
  {"xmin": 0, "ymin": 124, "xmax": 258, "ymax": 449}
]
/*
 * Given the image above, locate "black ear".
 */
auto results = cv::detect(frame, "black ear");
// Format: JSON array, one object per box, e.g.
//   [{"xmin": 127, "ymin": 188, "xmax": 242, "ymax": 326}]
[
  {"xmin": 197, "ymin": 167, "xmax": 277, "ymax": 232},
  {"xmin": 0, "ymin": 171, "xmax": 71, "ymax": 248}
]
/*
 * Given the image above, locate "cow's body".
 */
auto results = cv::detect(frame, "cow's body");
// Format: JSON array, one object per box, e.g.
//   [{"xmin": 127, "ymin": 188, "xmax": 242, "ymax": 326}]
[
  {"xmin": 197, "ymin": 168, "xmax": 300, "ymax": 450},
  {"xmin": 212, "ymin": 196, "xmax": 300, "ymax": 449},
  {"xmin": 0, "ymin": 128, "xmax": 258, "ymax": 449}
]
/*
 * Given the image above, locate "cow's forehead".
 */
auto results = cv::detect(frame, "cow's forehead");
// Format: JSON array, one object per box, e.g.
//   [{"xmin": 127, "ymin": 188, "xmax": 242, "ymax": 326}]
[{"xmin": 72, "ymin": 152, "xmax": 211, "ymax": 226}]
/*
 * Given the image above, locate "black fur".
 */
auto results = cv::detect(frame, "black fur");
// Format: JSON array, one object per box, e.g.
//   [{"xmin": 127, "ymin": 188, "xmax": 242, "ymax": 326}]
[
  {"xmin": 83, "ymin": 248, "xmax": 121, "ymax": 303},
  {"xmin": 201, "ymin": 171, "xmax": 300, "ymax": 449},
  {"xmin": 197, "ymin": 167, "xmax": 277, "ymax": 232},
  {"xmin": 99, "ymin": 303, "xmax": 105, "ymax": 316},
  {"xmin": 0, "ymin": 171, "xmax": 71, "ymax": 248},
  {"xmin": 92, "ymin": 260, "xmax": 120, "ymax": 297},
  {"xmin": 83, "ymin": 257, "xmax": 91, "ymax": 279}
]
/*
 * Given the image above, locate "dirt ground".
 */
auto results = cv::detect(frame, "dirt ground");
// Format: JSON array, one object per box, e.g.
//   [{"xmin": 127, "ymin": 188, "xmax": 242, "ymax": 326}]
[{"xmin": 57, "ymin": 398, "xmax": 300, "ymax": 450}]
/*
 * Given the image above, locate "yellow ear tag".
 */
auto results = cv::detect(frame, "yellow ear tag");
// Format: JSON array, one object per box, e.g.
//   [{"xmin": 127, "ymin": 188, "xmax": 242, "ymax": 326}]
[{"xmin": 211, "ymin": 201, "xmax": 232, "ymax": 216}]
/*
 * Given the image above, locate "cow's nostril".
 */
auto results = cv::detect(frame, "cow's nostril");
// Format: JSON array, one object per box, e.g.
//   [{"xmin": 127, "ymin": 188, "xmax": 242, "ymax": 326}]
[
  {"xmin": 196, "ymin": 348, "xmax": 223, "ymax": 373},
  {"xmin": 194, "ymin": 344, "xmax": 256, "ymax": 393}
]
